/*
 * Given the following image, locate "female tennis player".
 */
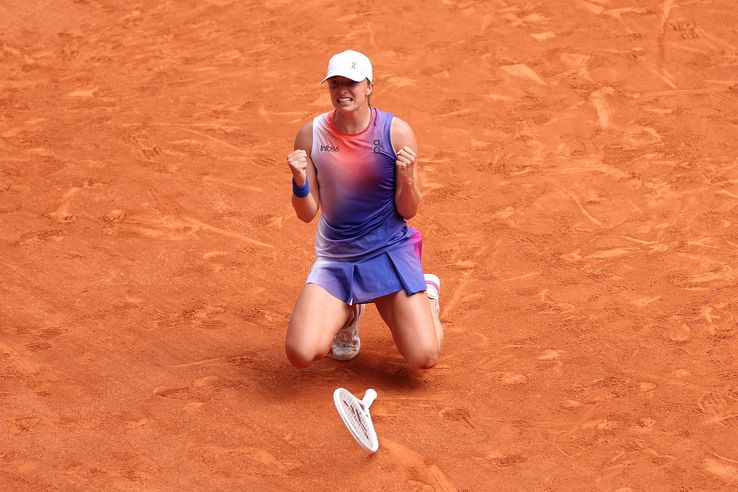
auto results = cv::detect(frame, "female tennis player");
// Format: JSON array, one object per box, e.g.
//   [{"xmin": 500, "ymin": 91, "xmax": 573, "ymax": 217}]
[{"xmin": 285, "ymin": 50, "xmax": 442, "ymax": 370}]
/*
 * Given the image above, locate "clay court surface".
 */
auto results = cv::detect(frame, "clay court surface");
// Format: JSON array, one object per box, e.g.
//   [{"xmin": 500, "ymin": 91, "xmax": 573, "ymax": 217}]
[{"xmin": 2, "ymin": 0, "xmax": 738, "ymax": 490}]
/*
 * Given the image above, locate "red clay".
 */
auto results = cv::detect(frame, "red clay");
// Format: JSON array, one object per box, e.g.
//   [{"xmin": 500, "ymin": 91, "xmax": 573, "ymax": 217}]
[{"xmin": 2, "ymin": 1, "xmax": 738, "ymax": 490}]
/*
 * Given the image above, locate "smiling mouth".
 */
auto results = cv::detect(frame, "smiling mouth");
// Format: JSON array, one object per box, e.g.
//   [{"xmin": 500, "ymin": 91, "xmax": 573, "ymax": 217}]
[{"xmin": 337, "ymin": 97, "xmax": 353, "ymax": 104}]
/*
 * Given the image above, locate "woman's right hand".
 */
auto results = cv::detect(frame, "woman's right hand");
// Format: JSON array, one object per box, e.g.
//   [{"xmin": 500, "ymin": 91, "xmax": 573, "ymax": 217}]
[{"xmin": 287, "ymin": 149, "xmax": 308, "ymax": 185}]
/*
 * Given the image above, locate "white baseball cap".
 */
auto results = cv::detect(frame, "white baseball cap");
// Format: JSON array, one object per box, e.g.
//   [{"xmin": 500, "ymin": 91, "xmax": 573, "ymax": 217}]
[{"xmin": 321, "ymin": 50, "xmax": 373, "ymax": 83}]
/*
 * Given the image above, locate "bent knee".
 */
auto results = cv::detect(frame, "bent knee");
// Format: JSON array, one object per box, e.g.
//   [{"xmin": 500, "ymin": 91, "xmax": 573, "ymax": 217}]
[
  {"xmin": 405, "ymin": 349, "xmax": 440, "ymax": 370},
  {"xmin": 285, "ymin": 339, "xmax": 326, "ymax": 369},
  {"xmin": 286, "ymin": 351, "xmax": 314, "ymax": 369}
]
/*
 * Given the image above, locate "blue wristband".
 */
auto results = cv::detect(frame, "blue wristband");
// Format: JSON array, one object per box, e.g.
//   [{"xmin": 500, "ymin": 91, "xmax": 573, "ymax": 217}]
[{"xmin": 292, "ymin": 177, "xmax": 310, "ymax": 198}]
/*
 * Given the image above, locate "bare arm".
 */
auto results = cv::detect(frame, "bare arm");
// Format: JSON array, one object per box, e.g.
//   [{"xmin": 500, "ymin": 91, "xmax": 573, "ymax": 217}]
[
  {"xmin": 287, "ymin": 122, "xmax": 320, "ymax": 222},
  {"xmin": 390, "ymin": 117, "xmax": 421, "ymax": 220}
]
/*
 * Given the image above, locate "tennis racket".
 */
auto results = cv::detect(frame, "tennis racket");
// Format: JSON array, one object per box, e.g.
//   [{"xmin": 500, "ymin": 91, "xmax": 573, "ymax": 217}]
[{"xmin": 333, "ymin": 387, "xmax": 379, "ymax": 453}]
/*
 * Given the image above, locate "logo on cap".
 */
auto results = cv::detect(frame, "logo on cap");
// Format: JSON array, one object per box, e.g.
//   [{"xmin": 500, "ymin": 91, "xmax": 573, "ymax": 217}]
[{"xmin": 351, "ymin": 62, "xmax": 356, "ymax": 69}]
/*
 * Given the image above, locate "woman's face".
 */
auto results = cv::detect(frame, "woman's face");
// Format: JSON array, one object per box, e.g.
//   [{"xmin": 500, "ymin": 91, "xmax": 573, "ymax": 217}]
[{"xmin": 327, "ymin": 76, "xmax": 373, "ymax": 112}]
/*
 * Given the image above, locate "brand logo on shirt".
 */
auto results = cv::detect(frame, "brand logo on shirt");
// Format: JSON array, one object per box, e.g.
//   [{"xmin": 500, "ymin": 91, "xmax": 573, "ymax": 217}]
[
  {"xmin": 320, "ymin": 144, "xmax": 340, "ymax": 152},
  {"xmin": 373, "ymin": 139, "xmax": 381, "ymax": 153}
]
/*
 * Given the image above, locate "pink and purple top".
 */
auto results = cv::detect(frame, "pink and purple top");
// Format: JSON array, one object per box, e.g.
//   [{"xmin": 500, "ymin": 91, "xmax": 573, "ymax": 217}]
[
  {"xmin": 305, "ymin": 107, "xmax": 426, "ymax": 304},
  {"xmin": 311, "ymin": 107, "xmax": 412, "ymax": 261}
]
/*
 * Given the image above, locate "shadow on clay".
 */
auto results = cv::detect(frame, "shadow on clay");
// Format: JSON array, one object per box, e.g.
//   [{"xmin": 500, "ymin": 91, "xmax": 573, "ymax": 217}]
[{"xmin": 240, "ymin": 347, "xmax": 431, "ymax": 403}]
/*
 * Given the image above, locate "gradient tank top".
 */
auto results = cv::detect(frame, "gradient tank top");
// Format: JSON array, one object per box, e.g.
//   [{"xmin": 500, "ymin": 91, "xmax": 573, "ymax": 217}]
[{"xmin": 310, "ymin": 107, "xmax": 410, "ymax": 261}]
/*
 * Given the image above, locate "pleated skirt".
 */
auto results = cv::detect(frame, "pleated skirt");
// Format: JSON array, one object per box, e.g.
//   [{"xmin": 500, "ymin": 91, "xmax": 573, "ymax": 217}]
[{"xmin": 306, "ymin": 227, "xmax": 426, "ymax": 305}]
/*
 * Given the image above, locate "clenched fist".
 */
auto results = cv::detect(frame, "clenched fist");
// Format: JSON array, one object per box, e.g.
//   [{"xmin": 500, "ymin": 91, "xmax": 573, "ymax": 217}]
[
  {"xmin": 395, "ymin": 146, "xmax": 417, "ymax": 180},
  {"xmin": 287, "ymin": 149, "xmax": 308, "ymax": 185}
]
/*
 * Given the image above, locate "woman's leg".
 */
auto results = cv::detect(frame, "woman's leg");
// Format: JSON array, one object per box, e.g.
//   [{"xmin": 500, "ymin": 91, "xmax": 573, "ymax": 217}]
[
  {"xmin": 285, "ymin": 283, "xmax": 351, "ymax": 368},
  {"xmin": 374, "ymin": 289, "xmax": 443, "ymax": 369}
]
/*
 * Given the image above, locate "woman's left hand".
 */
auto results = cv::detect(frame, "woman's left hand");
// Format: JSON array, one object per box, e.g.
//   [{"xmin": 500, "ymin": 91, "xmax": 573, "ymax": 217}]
[{"xmin": 395, "ymin": 146, "xmax": 417, "ymax": 181}]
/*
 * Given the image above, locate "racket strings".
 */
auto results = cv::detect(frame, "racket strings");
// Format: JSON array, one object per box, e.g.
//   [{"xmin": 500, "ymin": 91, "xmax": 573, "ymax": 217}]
[
  {"xmin": 343, "ymin": 400, "xmax": 369, "ymax": 435},
  {"xmin": 340, "ymin": 396, "xmax": 372, "ymax": 446}
]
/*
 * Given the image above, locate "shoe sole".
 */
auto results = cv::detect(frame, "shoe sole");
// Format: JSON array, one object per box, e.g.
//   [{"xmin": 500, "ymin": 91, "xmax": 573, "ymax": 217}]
[
  {"xmin": 332, "ymin": 338, "xmax": 361, "ymax": 361},
  {"xmin": 424, "ymin": 274, "xmax": 441, "ymax": 298},
  {"xmin": 424, "ymin": 274, "xmax": 441, "ymax": 316},
  {"xmin": 331, "ymin": 304, "xmax": 364, "ymax": 361}
]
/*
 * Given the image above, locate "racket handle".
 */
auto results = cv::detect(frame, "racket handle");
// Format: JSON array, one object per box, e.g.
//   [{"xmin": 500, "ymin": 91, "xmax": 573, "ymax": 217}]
[{"xmin": 362, "ymin": 388, "xmax": 377, "ymax": 407}]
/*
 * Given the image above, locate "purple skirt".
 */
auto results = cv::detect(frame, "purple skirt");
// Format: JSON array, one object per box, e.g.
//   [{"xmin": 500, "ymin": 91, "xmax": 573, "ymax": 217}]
[{"xmin": 306, "ymin": 228, "xmax": 426, "ymax": 305}]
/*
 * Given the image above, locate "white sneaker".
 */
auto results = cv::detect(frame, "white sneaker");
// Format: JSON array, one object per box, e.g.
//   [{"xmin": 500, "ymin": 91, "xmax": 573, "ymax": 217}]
[
  {"xmin": 424, "ymin": 274, "xmax": 441, "ymax": 316},
  {"xmin": 332, "ymin": 303, "xmax": 365, "ymax": 361}
]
